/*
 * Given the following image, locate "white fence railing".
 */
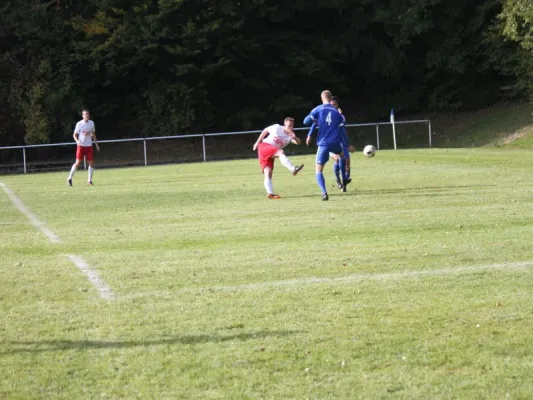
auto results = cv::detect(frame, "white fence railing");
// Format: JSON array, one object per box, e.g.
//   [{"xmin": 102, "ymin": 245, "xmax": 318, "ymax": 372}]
[{"xmin": 0, "ymin": 120, "xmax": 431, "ymax": 174}]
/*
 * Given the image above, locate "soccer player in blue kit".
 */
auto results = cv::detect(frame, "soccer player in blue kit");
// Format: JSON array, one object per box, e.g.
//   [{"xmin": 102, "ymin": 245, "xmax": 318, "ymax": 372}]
[
  {"xmin": 307, "ymin": 96, "xmax": 354, "ymax": 189},
  {"xmin": 329, "ymin": 97, "xmax": 354, "ymax": 188},
  {"xmin": 304, "ymin": 90, "xmax": 351, "ymax": 201}
]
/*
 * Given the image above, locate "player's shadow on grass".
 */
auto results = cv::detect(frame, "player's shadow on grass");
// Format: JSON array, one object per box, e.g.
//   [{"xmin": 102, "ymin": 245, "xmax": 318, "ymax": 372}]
[
  {"xmin": 360, "ymin": 184, "xmax": 497, "ymax": 197},
  {"xmin": 286, "ymin": 184, "xmax": 495, "ymax": 199},
  {"xmin": 4, "ymin": 330, "xmax": 300, "ymax": 354}
]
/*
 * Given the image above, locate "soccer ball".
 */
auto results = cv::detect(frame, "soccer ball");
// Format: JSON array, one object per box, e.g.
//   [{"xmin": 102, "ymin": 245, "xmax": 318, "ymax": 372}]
[{"xmin": 363, "ymin": 145, "xmax": 376, "ymax": 158}]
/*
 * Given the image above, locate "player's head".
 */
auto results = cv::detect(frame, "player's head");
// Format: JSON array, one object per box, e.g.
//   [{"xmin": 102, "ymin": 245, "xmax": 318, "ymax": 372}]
[
  {"xmin": 284, "ymin": 117, "xmax": 294, "ymax": 130},
  {"xmin": 321, "ymin": 90, "xmax": 333, "ymax": 104},
  {"xmin": 331, "ymin": 96, "xmax": 339, "ymax": 109},
  {"xmin": 82, "ymin": 109, "xmax": 90, "ymax": 121}
]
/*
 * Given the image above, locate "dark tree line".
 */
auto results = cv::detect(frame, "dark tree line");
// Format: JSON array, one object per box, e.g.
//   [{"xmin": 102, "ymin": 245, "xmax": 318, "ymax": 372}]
[{"xmin": 1, "ymin": 0, "xmax": 532, "ymax": 146}]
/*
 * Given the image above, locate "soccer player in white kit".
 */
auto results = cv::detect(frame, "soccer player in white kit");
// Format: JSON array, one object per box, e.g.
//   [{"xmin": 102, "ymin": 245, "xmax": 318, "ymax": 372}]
[
  {"xmin": 252, "ymin": 117, "xmax": 304, "ymax": 199},
  {"xmin": 67, "ymin": 109, "xmax": 100, "ymax": 186}
]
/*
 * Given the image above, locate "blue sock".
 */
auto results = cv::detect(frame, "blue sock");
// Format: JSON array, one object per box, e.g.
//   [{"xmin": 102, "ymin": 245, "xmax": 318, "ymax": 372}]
[
  {"xmin": 315, "ymin": 171, "xmax": 327, "ymax": 194},
  {"xmin": 333, "ymin": 161, "xmax": 341, "ymax": 181},
  {"xmin": 339, "ymin": 158, "xmax": 348, "ymax": 185}
]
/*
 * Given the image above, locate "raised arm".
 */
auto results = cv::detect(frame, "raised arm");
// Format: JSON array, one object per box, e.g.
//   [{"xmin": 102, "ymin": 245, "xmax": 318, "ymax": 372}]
[{"xmin": 253, "ymin": 128, "xmax": 270, "ymax": 151}]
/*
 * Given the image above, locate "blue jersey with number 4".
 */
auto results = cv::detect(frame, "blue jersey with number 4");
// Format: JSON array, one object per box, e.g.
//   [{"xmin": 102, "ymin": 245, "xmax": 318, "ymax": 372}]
[{"xmin": 309, "ymin": 104, "xmax": 347, "ymax": 146}]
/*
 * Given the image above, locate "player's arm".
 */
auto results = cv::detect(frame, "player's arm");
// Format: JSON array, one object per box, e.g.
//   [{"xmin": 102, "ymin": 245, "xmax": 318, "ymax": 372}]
[
  {"xmin": 339, "ymin": 115, "xmax": 353, "ymax": 151},
  {"xmin": 73, "ymin": 123, "xmax": 80, "ymax": 145},
  {"xmin": 304, "ymin": 105, "xmax": 320, "ymax": 126},
  {"xmin": 252, "ymin": 128, "xmax": 269, "ymax": 151},
  {"xmin": 288, "ymin": 131, "xmax": 301, "ymax": 145},
  {"xmin": 339, "ymin": 123, "xmax": 350, "ymax": 148},
  {"xmin": 92, "ymin": 130, "xmax": 100, "ymax": 152},
  {"xmin": 305, "ymin": 123, "xmax": 317, "ymax": 146}
]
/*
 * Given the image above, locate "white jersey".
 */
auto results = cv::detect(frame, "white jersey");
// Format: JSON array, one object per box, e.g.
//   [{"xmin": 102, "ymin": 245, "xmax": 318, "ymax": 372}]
[
  {"xmin": 74, "ymin": 120, "xmax": 96, "ymax": 147},
  {"xmin": 262, "ymin": 124, "xmax": 293, "ymax": 149}
]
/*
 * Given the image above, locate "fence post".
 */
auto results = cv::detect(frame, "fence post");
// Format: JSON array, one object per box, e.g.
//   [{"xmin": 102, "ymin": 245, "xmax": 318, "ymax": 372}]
[
  {"xmin": 375, "ymin": 125, "xmax": 380, "ymax": 150},
  {"xmin": 143, "ymin": 139, "xmax": 148, "ymax": 166},
  {"xmin": 202, "ymin": 135, "xmax": 207, "ymax": 162},
  {"xmin": 428, "ymin": 120, "xmax": 432, "ymax": 148},
  {"xmin": 23, "ymin": 147, "xmax": 27, "ymax": 174},
  {"xmin": 392, "ymin": 123, "xmax": 397, "ymax": 150}
]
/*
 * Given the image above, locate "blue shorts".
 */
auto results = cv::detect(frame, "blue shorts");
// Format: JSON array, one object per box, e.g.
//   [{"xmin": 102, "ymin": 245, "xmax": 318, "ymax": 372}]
[
  {"xmin": 329, "ymin": 146, "xmax": 350, "ymax": 160},
  {"xmin": 316, "ymin": 143, "xmax": 343, "ymax": 165}
]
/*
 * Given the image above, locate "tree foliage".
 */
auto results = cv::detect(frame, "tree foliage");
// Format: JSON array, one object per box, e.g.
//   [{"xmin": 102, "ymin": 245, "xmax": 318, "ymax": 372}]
[
  {"xmin": 501, "ymin": 0, "xmax": 533, "ymax": 49},
  {"xmin": 0, "ymin": 0, "xmax": 530, "ymax": 145}
]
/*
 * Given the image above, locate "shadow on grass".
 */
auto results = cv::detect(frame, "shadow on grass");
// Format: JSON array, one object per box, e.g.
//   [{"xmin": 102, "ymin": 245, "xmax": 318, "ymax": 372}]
[
  {"xmin": 2, "ymin": 330, "xmax": 301, "ymax": 354},
  {"xmin": 286, "ymin": 184, "xmax": 496, "ymax": 199},
  {"xmin": 360, "ymin": 184, "xmax": 497, "ymax": 196}
]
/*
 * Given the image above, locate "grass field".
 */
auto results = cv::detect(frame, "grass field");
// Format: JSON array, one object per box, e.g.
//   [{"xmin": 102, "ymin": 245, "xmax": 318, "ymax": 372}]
[{"xmin": 2, "ymin": 149, "xmax": 533, "ymax": 399}]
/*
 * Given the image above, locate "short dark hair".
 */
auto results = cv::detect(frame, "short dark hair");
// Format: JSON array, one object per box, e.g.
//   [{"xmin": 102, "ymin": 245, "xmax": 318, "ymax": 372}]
[{"xmin": 331, "ymin": 96, "xmax": 339, "ymax": 102}]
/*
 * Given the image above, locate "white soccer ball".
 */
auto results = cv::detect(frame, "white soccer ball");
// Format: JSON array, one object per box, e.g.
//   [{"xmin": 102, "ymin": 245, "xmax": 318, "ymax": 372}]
[{"xmin": 363, "ymin": 145, "xmax": 376, "ymax": 158}]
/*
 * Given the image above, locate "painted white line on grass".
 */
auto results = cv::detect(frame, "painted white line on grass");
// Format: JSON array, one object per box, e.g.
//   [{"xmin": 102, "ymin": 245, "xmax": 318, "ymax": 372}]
[
  {"xmin": 1, "ymin": 181, "xmax": 114, "ymax": 301},
  {"xmin": 119, "ymin": 260, "xmax": 533, "ymax": 301},
  {"xmin": 67, "ymin": 254, "xmax": 114, "ymax": 301},
  {"xmin": 0, "ymin": 181, "xmax": 61, "ymax": 244}
]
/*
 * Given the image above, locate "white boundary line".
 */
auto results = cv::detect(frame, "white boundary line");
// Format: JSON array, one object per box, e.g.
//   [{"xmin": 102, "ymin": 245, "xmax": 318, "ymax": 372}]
[
  {"xmin": 67, "ymin": 254, "xmax": 114, "ymax": 301},
  {"xmin": 1, "ymin": 181, "xmax": 114, "ymax": 301},
  {"xmin": 119, "ymin": 260, "xmax": 533, "ymax": 301},
  {"xmin": 0, "ymin": 182, "xmax": 61, "ymax": 244}
]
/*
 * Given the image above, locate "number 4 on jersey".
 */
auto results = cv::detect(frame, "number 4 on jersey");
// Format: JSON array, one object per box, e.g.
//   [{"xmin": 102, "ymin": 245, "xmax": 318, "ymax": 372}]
[{"xmin": 326, "ymin": 112, "xmax": 332, "ymax": 125}]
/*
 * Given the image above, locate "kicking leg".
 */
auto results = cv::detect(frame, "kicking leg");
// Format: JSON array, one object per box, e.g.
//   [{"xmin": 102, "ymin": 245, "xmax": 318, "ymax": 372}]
[{"xmin": 277, "ymin": 150, "xmax": 304, "ymax": 176}]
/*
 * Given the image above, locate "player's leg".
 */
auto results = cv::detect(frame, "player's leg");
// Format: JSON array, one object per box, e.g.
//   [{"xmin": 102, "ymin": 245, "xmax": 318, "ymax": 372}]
[
  {"xmin": 87, "ymin": 160, "xmax": 95, "ymax": 185},
  {"xmin": 258, "ymin": 143, "xmax": 280, "ymax": 198},
  {"xmin": 334, "ymin": 144, "xmax": 350, "ymax": 192},
  {"xmin": 330, "ymin": 153, "xmax": 342, "ymax": 188},
  {"xmin": 344, "ymin": 147, "xmax": 351, "ymax": 179},
  {"xmin": 263, "ymin": 166, "xmax": 280, "ymax": 199},
  {"xmin": 86, "ymin": 147, "xmax": 95, "ymax": 185},
  {"xmin": 67, "ymin": 147, "xmax": 83, "ymax": 185},
  {"xmin": 315, "ymin": 146, "xmax": 329, "ymax": 200},
  {"xmin": 276, "ymin": 150, "xmax": 304, "ymax": 176}
]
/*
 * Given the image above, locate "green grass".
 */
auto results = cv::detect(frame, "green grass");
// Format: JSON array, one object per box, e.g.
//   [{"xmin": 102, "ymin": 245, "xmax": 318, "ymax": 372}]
[
  {"xmin": 427, "ymin": 102, "xmax": 533, "ymax": 148},
  {"xmin": 2, "ymin": 149, "xmax": 533, "ymax": 399}
]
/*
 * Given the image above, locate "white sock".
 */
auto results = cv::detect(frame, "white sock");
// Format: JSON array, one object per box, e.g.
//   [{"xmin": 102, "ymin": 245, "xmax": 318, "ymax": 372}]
[
  {"xmin": 264, "ymin": 175, "xmax": 274, "ymax": 194},
  {"xmin": 88, "ymin": 166, "xmax": 94, "ymax": 182},
  {"xmin": 68, "ymin": 164, "xmax": 77, "ymax": 180},
  {"xmin": 279, "ymin": 153, "xmax": 295, "ymax": 172}
]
